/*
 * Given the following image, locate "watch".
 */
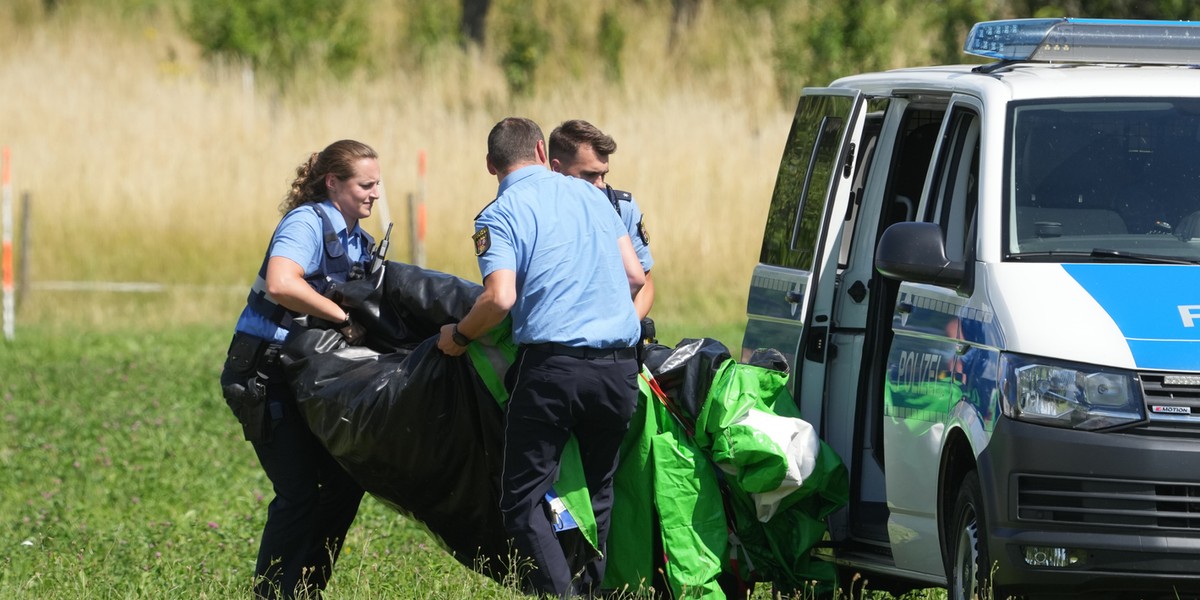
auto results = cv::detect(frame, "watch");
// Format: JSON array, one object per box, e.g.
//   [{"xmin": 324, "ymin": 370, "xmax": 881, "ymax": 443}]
[{"xmin": 451, "ymin": 324, "xmax": 471, "ymax": 347}]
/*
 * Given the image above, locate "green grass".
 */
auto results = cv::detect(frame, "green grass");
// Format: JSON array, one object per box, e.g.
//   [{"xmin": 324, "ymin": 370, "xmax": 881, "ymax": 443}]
[
  {"xmin": 0, "ymin": 324, "xmax": 527, "ymax": 598},
  {"xmin": 0, "ymin": 324, "xmax": 945, "ymax": 599}
]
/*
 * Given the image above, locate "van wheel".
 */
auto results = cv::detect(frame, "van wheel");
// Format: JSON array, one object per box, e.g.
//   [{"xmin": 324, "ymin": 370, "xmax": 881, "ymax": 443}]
[{"xmin": 947, "ymin": 471, "xmax": 989, "ymax": 600}]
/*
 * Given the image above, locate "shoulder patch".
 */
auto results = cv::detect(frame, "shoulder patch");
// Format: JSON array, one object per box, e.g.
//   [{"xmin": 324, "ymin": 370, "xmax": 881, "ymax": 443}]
[
  {"xmin": 473, "ymin": 226, "xmax": 491, "ymax": 256},
  {"xmin": 637, "ymin": 218, "xmax": 649, "ymax": 245},
  {"xmin": 610, "ymin": 188, "xmax": 633, "ymax": 202}
]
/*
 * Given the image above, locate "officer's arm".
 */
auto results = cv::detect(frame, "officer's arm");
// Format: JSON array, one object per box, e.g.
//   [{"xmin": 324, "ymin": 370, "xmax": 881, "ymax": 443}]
[
  {"xmin": 618, "ymin": 234, "xmax": 646, "ymax": 298},
  {"xmin": 437, "ymin": 269, "xmax": 516, "ymax": 356},
  {"xmin": 264, "ymin": 256, "xmax": 352, "ymax": 323},
  {"xmin": 633, "ymin": 271, "xmax": 655, "ymax": 320}
]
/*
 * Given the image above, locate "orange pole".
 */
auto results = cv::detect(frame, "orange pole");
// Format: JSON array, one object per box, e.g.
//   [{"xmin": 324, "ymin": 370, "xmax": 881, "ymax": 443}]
[
  {"xmin": 417, "ymin": 203, "xmax": 426, "ymax": 242},
  {"xmin": 415, "ymin": 150, "xmax": 427, "ymax": 267}
]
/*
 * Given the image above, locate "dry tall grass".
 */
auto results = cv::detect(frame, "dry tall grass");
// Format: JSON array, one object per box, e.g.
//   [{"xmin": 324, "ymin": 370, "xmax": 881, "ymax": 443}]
[{"xmin": 0, "ymin": 4, "xmax": 793, "ymax": 347}]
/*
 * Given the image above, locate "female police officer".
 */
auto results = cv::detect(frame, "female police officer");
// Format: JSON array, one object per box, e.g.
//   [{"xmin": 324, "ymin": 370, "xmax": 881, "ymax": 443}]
[{"xmin": 220, "ymin": 139, "xmax": 380, "ymax": 599}]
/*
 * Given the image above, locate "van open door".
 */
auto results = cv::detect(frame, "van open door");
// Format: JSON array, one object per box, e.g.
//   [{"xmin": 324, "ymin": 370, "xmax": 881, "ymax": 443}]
[{"xmin": 742, "ymin": 89, "xmax": 866, "ymax": 425}]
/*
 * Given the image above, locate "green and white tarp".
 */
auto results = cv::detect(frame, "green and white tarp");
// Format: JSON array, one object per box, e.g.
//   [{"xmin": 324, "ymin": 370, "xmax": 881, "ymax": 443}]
[{"xmin": 283, "ymin": 262, "xmax": 849, "ymax": 597}]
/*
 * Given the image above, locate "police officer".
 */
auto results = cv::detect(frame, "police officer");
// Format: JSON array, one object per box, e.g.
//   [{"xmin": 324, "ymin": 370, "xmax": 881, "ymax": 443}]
[
  {"xmin": 219, "ymin": 139, "xmax": 380, "ymax": 599},
  {"xmin": 548, "ymin": 119, "xmax": 655, "ymax": 322},
  {"xmin": 436, "ymin": 117, "xmax": 644, "ymax": 597}
]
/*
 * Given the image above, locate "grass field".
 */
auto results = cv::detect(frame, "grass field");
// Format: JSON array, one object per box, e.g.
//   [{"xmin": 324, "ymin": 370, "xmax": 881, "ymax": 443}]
[
  {"xmin": 0, "ymin": 325, "xmax": 556, "ymax": 599},
  {"xmin": 0, "ymin": 325, "xmax": 953, "ymax": 599},
  {"xmin": 0, "ymin": 4, "xmax": 959, "ymax": 599}
]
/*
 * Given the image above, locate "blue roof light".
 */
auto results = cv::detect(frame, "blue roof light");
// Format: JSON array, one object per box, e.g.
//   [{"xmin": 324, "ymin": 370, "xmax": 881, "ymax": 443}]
[{"xmin": 964, "ymin": 18, "xmax": 1200, "ymax": 65}]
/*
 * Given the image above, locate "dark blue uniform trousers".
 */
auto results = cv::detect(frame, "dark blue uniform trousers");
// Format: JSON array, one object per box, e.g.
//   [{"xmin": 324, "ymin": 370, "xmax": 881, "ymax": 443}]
[
  {"xmin": 250, "ymin": 363, "xmax": 364, "ymax": 599},
  {"xmin": 501, "ymin": 346, "xmax": 639, "ymax": 597}
]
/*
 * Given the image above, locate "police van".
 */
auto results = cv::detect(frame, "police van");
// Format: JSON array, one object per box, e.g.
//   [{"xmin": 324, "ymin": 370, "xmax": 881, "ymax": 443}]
[{"xmin": 741, "ymin": 18, "xmax": 1200, "ymax": 599}]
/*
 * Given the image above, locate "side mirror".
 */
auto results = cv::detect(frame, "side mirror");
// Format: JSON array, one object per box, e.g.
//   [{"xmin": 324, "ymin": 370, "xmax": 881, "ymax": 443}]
[{"xmin": 875, "ymin": 222, "xmax": 965, "ymax": 287}]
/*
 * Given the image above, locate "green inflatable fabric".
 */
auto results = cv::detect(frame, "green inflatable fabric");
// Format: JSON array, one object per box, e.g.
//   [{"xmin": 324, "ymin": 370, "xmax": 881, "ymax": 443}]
[{"xmin": 466, "ymin": 332, "xmax": 849, "ymax": 598}]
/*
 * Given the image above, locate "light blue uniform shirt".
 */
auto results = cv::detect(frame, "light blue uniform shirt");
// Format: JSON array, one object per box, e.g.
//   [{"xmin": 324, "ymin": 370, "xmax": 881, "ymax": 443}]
[
  {"xmin": 476, "ymin": 165, "xmax": 640, "ymax": 348},
  {"xmin": 619, "ymin": 194, "xmax": 654, "ymax": 273},
  {"xmin": 234, "ymin": 201, "xmax": 367, "ymax": 342}
]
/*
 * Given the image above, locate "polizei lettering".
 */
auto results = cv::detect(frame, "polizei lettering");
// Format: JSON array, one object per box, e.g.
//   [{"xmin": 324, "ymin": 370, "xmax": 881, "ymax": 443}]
[
  {"xmin": 1181, "ymin": 305, "xmax": 1200, "ymax": 328},
  {"xmin": 897, "ymin": 350, "xmax": 943, "ymax": 395}
]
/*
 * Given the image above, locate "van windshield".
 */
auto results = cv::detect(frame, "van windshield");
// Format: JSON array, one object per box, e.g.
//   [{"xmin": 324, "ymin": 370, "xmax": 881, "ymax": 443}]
[{"xmin": 1006, "ymin": 98, "xmax": 1200, "ymax": 263}]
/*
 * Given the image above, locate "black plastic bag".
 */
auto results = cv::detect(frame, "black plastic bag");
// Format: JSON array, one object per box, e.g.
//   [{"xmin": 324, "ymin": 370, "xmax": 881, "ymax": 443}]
[{"xmin": 283, "ymin": 263, "xmax": 512, "ymax": 579}]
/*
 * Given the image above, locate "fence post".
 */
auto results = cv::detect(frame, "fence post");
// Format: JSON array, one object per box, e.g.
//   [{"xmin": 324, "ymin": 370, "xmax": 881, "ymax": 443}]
[
  {"xmin": 376, "ymin": 178, "xmax": 393, "ymax": 241},
  {"xmin": 2, "ymin": 146, "xmax": 13, "ymax": 341},
  {"xmin": 410, "ymin": 150, "xmax": 426, "ymax": 267},
  {"xmin": 17, "ymin": 191, "xmax": 28, "ymax": 311}
]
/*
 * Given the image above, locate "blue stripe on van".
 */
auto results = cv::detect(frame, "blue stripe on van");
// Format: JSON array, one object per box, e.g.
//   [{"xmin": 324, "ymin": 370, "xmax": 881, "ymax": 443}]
[{"xmin": 1062, "ymin": 264, "xmax": 1200, "ymax": 372}]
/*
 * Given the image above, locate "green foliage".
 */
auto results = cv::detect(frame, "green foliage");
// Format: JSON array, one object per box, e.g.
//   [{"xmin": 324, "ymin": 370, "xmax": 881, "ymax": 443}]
[
  {"xmin": 403, "ymin": 0, "xmax": 463, "ymax": 63},
  {"xmin": 184, "ymin": 0, "xmax": 368, "ymax": 86},
  {"xmin": 1013, "ymin": 0, "xmax": 1200, "ymax": 19},
  {"xmin": 599, "ymin": 8, "xmax": 627, "ymax": 83},
  {"xmin": 498, "ymin": 3, "xmax": 548, "ymax": 96},
  {"xmin": 731, "ymin": 0, "xmax": 788, "ymax": 14},
  {"xmin": 772, "ymin": 0, "xmax": 912, "ymax": 103},
  {"xmin": 933, "ymin": 0, "xmax": 994, "ymax": 65}
]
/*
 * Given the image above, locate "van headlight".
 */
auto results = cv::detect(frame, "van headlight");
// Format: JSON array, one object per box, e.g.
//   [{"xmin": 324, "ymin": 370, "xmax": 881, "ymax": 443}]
[{"xmin": 1002, "ymin": 355, "xmax": 1144, "ymax": 430}]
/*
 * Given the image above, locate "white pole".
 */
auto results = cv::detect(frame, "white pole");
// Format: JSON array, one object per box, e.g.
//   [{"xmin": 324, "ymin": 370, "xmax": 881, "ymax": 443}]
[
  {"xmin": 2, "ymin": 146, "xmax": 14, "ymax": 341},
  {"xmin": 377, "ymin": 184, "xmax": 393, "ymax": 240}
]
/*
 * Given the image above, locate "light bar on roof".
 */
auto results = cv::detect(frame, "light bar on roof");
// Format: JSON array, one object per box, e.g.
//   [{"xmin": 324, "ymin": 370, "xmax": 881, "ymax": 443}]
[{"xmin": 964, "ymin": 18, "xmax": 1200, "ymax": 65}]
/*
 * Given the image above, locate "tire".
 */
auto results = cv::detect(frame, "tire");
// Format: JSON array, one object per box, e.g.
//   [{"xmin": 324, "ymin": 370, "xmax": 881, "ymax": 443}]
[{"xmin": 947, "ymin": 471, "xmax": 990, "ymax": 600}]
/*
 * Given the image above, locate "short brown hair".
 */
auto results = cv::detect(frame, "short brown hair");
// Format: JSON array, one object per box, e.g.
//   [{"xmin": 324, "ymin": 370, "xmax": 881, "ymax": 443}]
[
  {"xmin": 487, "ymin": 117, "xmax": 544, "ymax": 172},
  {"xmin": 548, "ymin": 119, "xmax": 617, "ymax": 163}
]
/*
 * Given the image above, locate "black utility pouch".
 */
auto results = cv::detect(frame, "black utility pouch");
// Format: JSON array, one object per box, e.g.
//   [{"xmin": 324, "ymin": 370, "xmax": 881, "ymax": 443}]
[
  {"xmin": 637, "ymin": 317, "xmax": 656, "ymax": 368},
  {"xmin": 221, "ymin": 376, "xmax": 271, "ymax": 444}
]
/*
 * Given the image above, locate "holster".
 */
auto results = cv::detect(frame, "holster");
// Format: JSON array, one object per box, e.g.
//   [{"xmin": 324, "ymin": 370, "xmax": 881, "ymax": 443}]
[
  {"xmin": 636, "ymin": 317, "xmax": 656, "ymax": 368},
  {"xmin": 222, "ymin": 377, "xmax": 271, "ymax": 443},
  {"xmin": 220, "ymin": 332, "xmax": 280, "ymax": 444}
]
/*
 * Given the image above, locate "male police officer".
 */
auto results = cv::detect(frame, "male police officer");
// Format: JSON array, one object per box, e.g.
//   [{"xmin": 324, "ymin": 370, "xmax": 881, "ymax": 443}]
[
  {"xmin": 437, "ymin": 117, "xmax": 644, "ymax": 597},
  {"xmin": 548, "ymin": 119, "xmax": 655, "ymax": 321}
]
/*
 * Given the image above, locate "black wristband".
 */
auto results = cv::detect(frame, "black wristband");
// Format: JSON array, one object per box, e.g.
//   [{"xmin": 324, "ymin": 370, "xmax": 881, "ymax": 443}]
[
  {"xmin": 451, "ymin": 324, "xmax": 471, "ymax": 347},
  {"xmin": 338, "ymin": 314, "xmax": 352, "ymax": 329}
]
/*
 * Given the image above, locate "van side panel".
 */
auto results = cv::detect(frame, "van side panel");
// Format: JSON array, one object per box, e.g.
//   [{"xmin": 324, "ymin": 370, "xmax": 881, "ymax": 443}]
[{"xmin": 883, "ymin": 280, "xmax": 1005, "ymax": 575}]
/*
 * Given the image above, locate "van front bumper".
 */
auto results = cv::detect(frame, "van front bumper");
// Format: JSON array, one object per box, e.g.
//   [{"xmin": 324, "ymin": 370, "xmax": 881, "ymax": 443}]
[{"xmin": 980, "ymin": 416, "xmax": 1200, "ymax": 597}]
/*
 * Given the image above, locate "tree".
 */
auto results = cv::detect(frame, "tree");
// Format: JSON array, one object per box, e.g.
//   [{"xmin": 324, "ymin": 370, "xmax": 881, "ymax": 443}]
[
  {"xmin": 461, "ymin": 0, "xmax": 490, "ymax": 46},
  {"xmin": 669, "ymin": 0, "xmax": 700, "ymax": 51},
  {"xmin": 185, "ymin": 0, "xmax": 368, "ymax": 87}
]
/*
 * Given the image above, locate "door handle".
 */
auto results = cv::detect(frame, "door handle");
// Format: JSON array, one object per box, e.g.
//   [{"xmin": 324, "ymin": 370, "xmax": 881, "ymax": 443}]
[{"xmin": 785, "ymin": 290, "xmax": 804, "ymax": 304}]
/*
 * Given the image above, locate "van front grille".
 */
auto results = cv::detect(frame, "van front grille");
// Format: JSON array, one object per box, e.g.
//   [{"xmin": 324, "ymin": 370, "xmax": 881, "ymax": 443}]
[
  {"xmin": 1138, "ymin": 372, "xmax": 1200, "ymax": 433},
  {"xmin": 1017, "ymin": 474, "xmax": 1200, "ymax": 531}
]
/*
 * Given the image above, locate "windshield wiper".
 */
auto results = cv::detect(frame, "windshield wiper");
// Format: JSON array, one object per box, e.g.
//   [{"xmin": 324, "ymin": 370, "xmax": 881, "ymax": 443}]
[{"xmin": 1090, "ymin": 248, "xmax": 1200, "ymax": 265}]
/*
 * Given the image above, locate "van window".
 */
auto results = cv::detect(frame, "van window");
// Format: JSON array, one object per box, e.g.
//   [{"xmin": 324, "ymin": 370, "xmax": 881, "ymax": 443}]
[
  {"xmin": 880, "ymin": 106, "xmax": 945, "ymax": 233},
  {"xmin": 839, "ymin": 98, "xmax": 890, "ymax": 267},
  {"xmin": 1006, "ymin": 98, "xmax": 1200, "ymax": 262},
  {"xmin": 931, "ymin": 107, "xmax": 981, "ymax": 262},
  {"xmin": 760, "ymin": 94, "xmax": 855, "ymax": 270}
]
